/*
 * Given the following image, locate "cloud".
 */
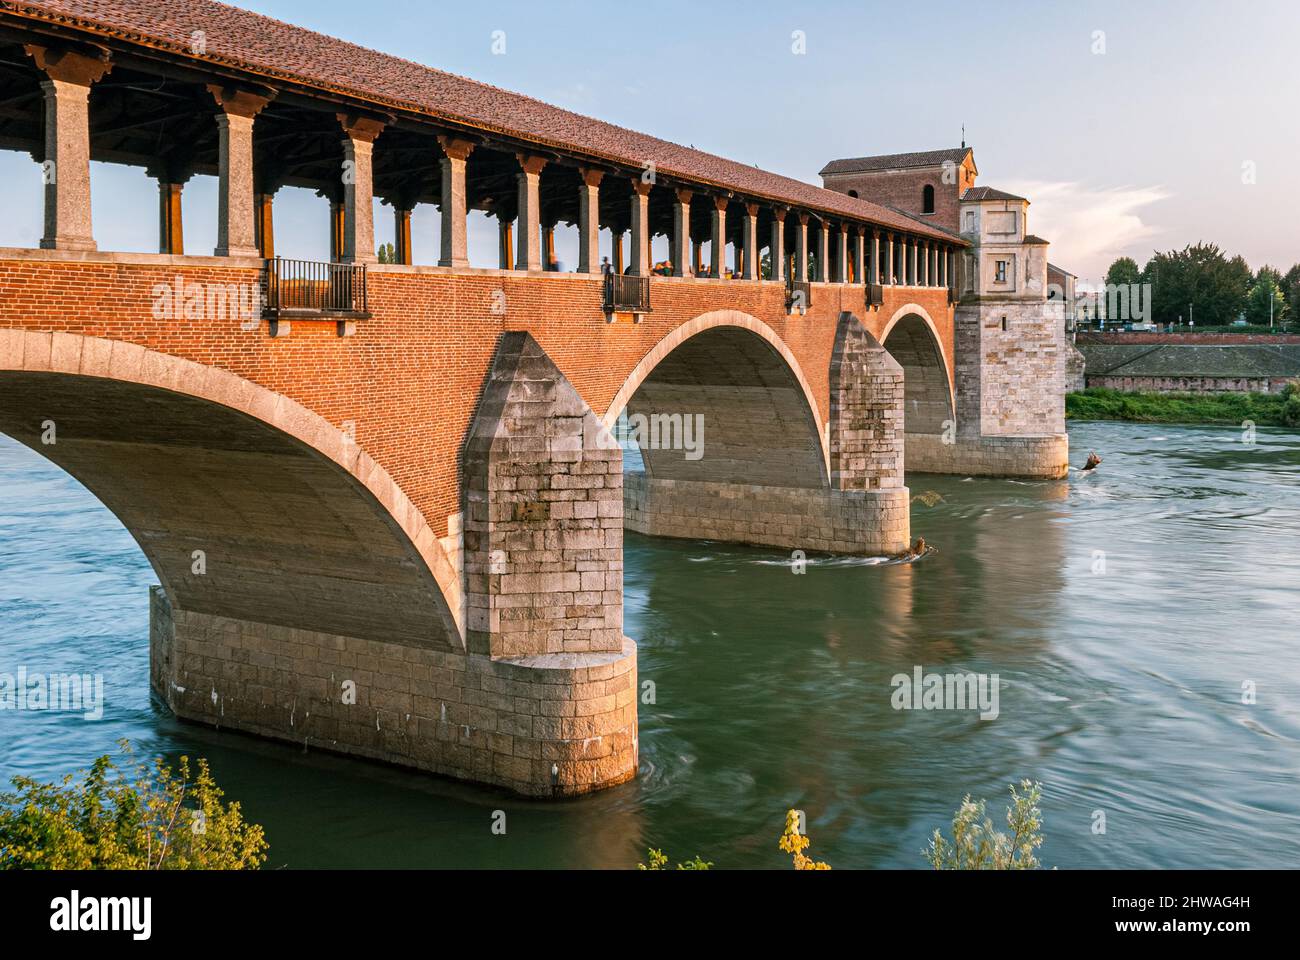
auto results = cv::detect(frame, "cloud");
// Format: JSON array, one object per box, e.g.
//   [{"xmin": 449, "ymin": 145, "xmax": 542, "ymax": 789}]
[{"xmin": 998, "ymin": 180, "xmax": 1170, "ymax": 282}]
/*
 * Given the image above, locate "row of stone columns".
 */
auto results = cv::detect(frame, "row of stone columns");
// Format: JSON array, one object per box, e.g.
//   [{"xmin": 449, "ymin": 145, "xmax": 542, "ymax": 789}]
[{"xmin": 22, "ymin": 40, "xmax": 958, "ymax": 283}]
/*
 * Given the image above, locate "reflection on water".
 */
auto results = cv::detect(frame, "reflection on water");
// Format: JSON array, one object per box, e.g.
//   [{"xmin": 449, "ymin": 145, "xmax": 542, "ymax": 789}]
[{"xmin": 2, "ymin": 422, "xmax": 1299, "ymax": 868}]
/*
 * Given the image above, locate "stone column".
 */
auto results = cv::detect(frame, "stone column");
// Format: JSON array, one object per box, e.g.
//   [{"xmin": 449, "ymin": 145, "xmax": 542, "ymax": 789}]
[
  {"xmin": 337, "ymin": 115, "xmax": 385, "ymax": 265},
  {"xmin": 836, "ymin": 224, "xmax": 850, "ymax": 283},
  {"xmin": 709, "ymin": 196, "xmax": 728, "ymax": 278},
  {"xmin": 613, "ymin": 231, "xmax": 625, "ymax": 274},
  {"xmin": 672, "ymin": 188, "xmax": 693, "ymax": 277},
  {"xmin": 497, "ymin": 218, "xmax": 513, "ymax": 270},
  {"xmin": 630, "ymin": 179, "xmax": 652, "ymax": 276},
  {"xmin": 816, "ymin": 220, "xmax": 830, "ymax": 282},
  {"xmin": 393, "ymin": 205, "xmax": 412, "ymax": 265},
  {"xmin": 910, "ymin": 238, "xmax": 919, "ymax": 286},
  {"xmin": 515, "ymin": 154, "xmax": 546, "ymax": 271},
  {"xmin": 770, "ymin": 207, "xmax": 787, "ymax": 283},
  {"xmin": 328, "ymin": 198, "xmax": 345, "ymax": 261},
  {"xmin": 691, "ymin": 236, "xmax": 702, "ymax": 276},
  {"xmin": 794, "ymin": 212, "xmax": 809, "ymax": 282},
  {"xmin": 158, "ymin": 181, "xmax": 185, "ymax": 256},
  {"xmin": 437, "ymin": 135, "xmax": 474, "ymax": 268},
  {"xmin": 852, "ymin": 226, "xmax": 865, "ymax": 285},
  {"xmin": 253, "ymin": 192, "xmax": 274, "ymax": 259},
  {"xmin": 543, "ymin": 224, "xmax": 558, "ymax": 271},
  {"xmin": 207, "ymin": 85, "xmax": 272, "ymax": 258},
  {"xmin": 741, "ymin": 203, "xmax": 759, "ymax": 280},
  {"xmin": 25, "ymin": 45, "xmax": 112, "ymax": 252},
  {"xmin": 577, "ymin": 168, "xmax": 603, "ymax": 274}
]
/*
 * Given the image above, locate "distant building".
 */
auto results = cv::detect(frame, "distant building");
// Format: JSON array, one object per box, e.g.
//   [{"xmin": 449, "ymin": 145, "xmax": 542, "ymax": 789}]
[
  {"xmin": 821, "ymin": 146, "xmax": 1071, "ymax": 439},
  {"xmin": 1078, "ymin": 343, "xmax": 1300, "ymax": 394},
  {"xmin": 819, "ymin": 148, "xmax": 977, "ymax": 232}
]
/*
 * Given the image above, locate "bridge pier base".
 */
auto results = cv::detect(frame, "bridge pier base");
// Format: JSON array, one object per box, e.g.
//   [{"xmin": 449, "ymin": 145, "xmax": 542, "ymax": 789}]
[
  {"xmin": 150, "ymin": 588, "xmax": 638, "ymax": 797},
  {"xmin": 904, "ymin": 432, "xmax": 1069, "ymax": 479},
  {"xmin": 624, "ymin": 473, "xmax": 908, "ymax": 555}
]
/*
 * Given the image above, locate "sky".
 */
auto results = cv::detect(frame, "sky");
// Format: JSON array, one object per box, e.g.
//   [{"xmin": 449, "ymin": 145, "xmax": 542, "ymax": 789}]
[{"xmin": 1, "ymin": 0, "xmax": 1297, "ymax": 282}]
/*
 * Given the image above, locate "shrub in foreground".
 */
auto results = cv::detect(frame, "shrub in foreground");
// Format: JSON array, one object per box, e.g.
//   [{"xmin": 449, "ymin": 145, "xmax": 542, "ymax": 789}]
[{"xmin": 0, "ymin": 740, "xmax": 267, "ymax": 870}]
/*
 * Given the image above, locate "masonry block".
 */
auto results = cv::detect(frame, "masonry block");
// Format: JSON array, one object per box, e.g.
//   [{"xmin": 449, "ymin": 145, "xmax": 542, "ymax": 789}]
[{"xmin": 464, "ymin": 332, "xmax": 624, "ymax": 658}]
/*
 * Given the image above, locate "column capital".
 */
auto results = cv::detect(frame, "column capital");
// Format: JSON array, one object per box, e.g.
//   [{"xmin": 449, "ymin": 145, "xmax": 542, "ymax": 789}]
[
  {"xmin": 145, "ymin": 156, "xmax": 197, "ymax": 186},
  {"xmin": 744, "ymin": 202, "xmax": 760, "ymax": 218},
  {"xmin": 516, "ymin": 153, "xmax": 548, "ymax": 176},
  {"xmin": 579, "ymin": 166, "xmax": 606, "ymax": 187},
  {"xmin": 797, "ymin": 210, "xmax": 811, "ymax": 225},
  {"xmin": 674, "ymin": 186, "xmax": 694, "ymax": 203},
  {"xmin": 855, "ymin": 223, "xmax": 867, "ymax": 236},
  {"xmin": 206, "ymin": 83, "xmax": 274, "ymax": 118},
  {"xmin": 338, "ymin": 112, "xmax": 388, "ymax": 143},
  {"xmin": 437, "ymin": 134, "xmax": 476, "ymax": 161},
  {"xmin": 712, "ymin": 195, "xmax": 730, "ymax": 212},
  {"xmin": 771, "ymin": 205, "xmax": 788, "ymax": 223},
  {"xmin": 631, "ymin": 177, "xmax": 653, "ymax": 197},
  {"xmin": 24, "ymin": 43, "xmax": 112, "ymax": 86}
]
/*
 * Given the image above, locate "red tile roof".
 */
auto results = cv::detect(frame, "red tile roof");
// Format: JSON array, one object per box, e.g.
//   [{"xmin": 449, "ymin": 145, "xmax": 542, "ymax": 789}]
[
  {"xmin": 1, "ymin": 0, "xmax": 961, "ymax": 243},
  {"xmin": 961, "ymin": 186, "xmax": 1028, "ymax": 203},
  {"xmin": 820, "ymin": 147, "xmax": 973, "ymax": 177}
]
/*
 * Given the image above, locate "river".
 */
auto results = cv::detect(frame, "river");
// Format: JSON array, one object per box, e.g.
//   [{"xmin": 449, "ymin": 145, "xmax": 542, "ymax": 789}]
[{"xmin": 2, "ymin": 420, "xmax": 1298, "ymax": 869}]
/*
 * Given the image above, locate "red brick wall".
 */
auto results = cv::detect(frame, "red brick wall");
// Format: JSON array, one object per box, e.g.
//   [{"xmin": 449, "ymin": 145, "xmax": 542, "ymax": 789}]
[
  {"xmin": 823, "ymin": 160, "xmax": 974, "ymax": 233},
  {"xmin": 0, "ymin": 253, "xmax": 951, "ymax": 538}
]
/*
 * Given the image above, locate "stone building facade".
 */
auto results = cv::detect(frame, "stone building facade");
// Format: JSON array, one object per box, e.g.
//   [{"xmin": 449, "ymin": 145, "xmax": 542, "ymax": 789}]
[{"xmin": 821, "ymin": 150, "xmax": 1069, "ymax": 478}]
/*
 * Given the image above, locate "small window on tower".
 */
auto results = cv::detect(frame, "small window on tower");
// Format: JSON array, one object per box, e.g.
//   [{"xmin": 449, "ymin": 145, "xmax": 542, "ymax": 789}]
[
  {"xmin": 922, "ymin": 184, "xmax": 935, "ymax": 214},
  {"xmin": 1001, "ymin": 316, "xmax": 1008, "ymax": 332},
  {"xmin": 995, "ymin": 260, "xmax": 1008, "ymax": 283},
  {"xmin": 847, "ymin": 190, "xmax": 859, "ymax": 198}
]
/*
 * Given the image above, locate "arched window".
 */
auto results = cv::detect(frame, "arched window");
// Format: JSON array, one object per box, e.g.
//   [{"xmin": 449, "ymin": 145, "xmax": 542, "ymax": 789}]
[
  {"xmin": 847, "ymin": 190, "xmax": 859, "ymax": 198},
  {"xmin": 922, "ymin": 184, "xmax": 935, "ymax": 214}
]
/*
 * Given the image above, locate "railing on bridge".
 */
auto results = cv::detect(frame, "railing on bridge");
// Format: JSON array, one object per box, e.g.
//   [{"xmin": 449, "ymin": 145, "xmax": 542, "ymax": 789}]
[
  {"xmin": 603, "ymin": 273, "xmax": 652, "ymax": 314},
  {"xmin": 264, "ymin": 258, "xmax": 370, "ymax": 318},
  {"xmin": 786, "ymin": 279, "xmax": 813, "ymax": 314}
]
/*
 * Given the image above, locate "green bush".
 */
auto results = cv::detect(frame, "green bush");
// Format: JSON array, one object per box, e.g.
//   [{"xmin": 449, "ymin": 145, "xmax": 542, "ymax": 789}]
[
  {"xmin": 1067, "ymin": 386, "xmax": 1299, "ymax": 427},
  {"xmin": 925, "ymin": 779, "xmax": 1045, "ymax": 870},
  {"xmin": 0, "ymin": 741, "xmax": 267, "ymax": 870}
]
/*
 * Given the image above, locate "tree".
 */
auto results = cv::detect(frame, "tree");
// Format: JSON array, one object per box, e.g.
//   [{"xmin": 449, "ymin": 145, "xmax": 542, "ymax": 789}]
[
  {"xmin": 1255, "ymin": 264, "xmax": 1283, "ymax": 290},
  {"xmin": 1245, "ymin": 274, "xmax": 1286, "ymax": 326},
  {"xmin": 0, "ymin": 741, "xmax": 267, "ymax": 869},
  {"xmin": 1142, "ymin": 243, "xmax": 1250, "ymax": 326},
  {"xmin": 376, "ymin": 241, "xmax": 397, "ymax": 263},
  {"xmin": 1105, "ymin": 256, "xmax": 1141, "ymax": 289},
  {"xmin": 1282, "ymin": 264, "xmax": 1300, "ymax": 326}
]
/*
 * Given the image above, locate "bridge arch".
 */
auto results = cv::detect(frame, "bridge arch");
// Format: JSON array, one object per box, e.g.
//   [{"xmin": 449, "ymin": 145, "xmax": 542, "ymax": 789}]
[
  {"xmin": 0, "ymin": 331, "xmax": 463, "ymax": 649},
  {"xmin": 603, "ymin": 310, "xmax": 829, "ymax": 487},
  {"xmin": 880, "ymin": 303, "xmax": 955, "ymax": 436}
]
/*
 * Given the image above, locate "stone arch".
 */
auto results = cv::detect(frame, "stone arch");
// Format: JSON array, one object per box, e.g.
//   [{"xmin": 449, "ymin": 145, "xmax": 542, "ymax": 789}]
[
  {"xmin": 603, "ymin": 310, "xmax": 828, "ymax": 488},
  {"xmin": 880, "ymin": 304, "xmax": 955, "ymax": 436},
  {"xmin": 0, "ymin": 330, "xmax": 463, "ymax": 649}
]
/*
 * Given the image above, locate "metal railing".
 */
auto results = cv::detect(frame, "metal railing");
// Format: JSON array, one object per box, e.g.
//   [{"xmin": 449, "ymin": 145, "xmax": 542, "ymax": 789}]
[
  {"xmin": 786, "ymin": 279, "xmax": 813, "ymax": 312},
  {"xmin": 603, "ymin": 273, "xmax": 651, "ymax": 313},
  {"xmin": 265, "ymin": 258, "xmax": 369, "ymax": 317}
]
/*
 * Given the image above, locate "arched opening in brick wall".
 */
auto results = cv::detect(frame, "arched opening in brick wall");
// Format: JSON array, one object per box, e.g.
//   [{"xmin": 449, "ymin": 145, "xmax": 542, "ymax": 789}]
[
  {"xmin": 882, "ymin": 313, "xmax": 954, "ymax": 436},
  {"xmin": 607, "ymin": 318, "xmax": 827, "ymax": 491},
  {"xmin": 0, "ymin": 339, "xmax": 462, "ymax": 652}
]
